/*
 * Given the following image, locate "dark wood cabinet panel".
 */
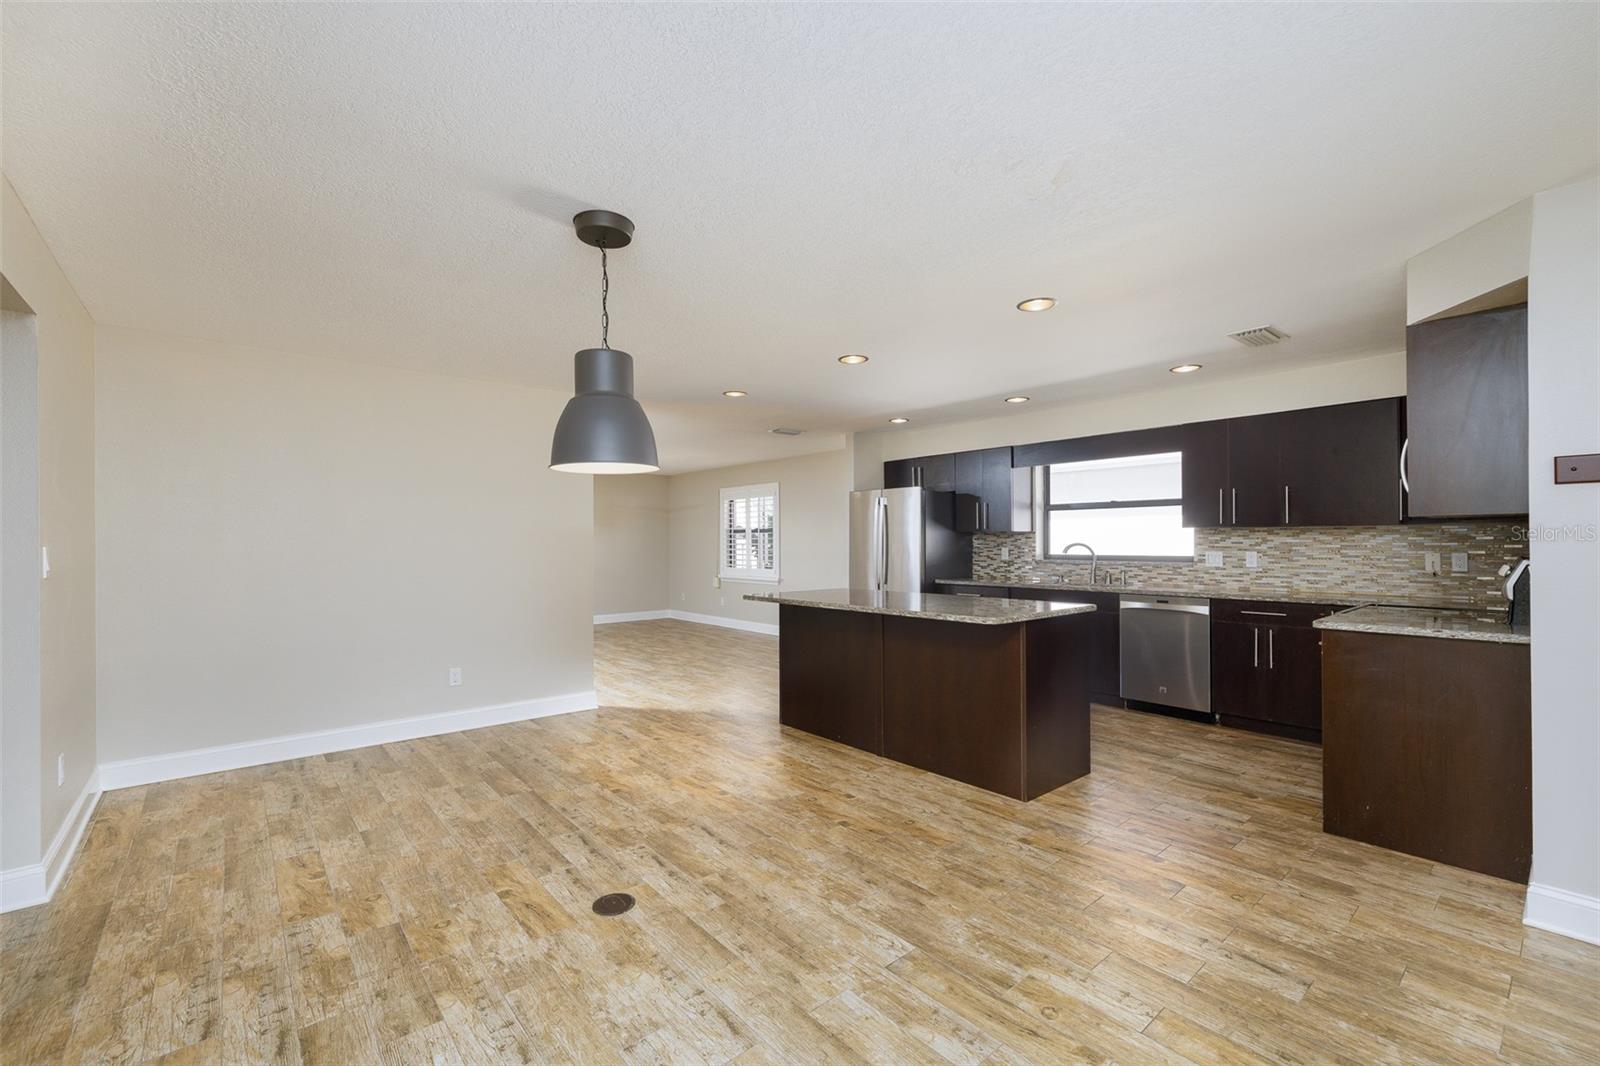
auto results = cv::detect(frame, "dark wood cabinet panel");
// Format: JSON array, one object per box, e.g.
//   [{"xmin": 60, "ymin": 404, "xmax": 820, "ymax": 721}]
[
  {"xmin": 777, "ymin": 605, "xmax": 883, "ymax": 751},
  {"xmin": 883, "ymin": 458, "xmax": 916, "ymax": 489},
  {"xmin": 884, "ymin": 453, "xmax": 955, "ymax": 492},
  {"xmin": 953, "ymin": 447, "xmax": 1028, "ymax": 533},
  {"xmin": 1226, "ymin": 412, "xmax": 1290, "ymax": 526},
  {"xmin": 1323, "ymin": 630, "xmax": 1531, "ymax": 882},
  {"xmin": 1279, "ymin": 399, "xmax": 1405, "ymax": 526},
  {"xmin": 1211, "ymin": 600, "xmax": 1338, "ymax": 738},
  {"xmin": 1264, "ymin": 625, "xmax": 1323, "ymax": 730},
  {"xmin": 1180, "ymin": 420, "xmax": 1229, "ymax": 529},
  {"xmin": 1405, "ymin": 305, "xmax": 1529, "ymax": 518},
  {"xmin": 1011, "ymin": 588, "xmax": 1119, "ymax": 700},
  {"xmin": 941, "ymin": 583, "xmax": 1010, "ymax": 598}
]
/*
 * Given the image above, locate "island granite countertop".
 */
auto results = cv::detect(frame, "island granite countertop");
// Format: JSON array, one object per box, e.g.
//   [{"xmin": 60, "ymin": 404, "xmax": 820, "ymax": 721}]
[
  {"xmin": 1313, "ymin": 604, "xmax": 1529, "ymax": 644},
  {"xmin": 745, "ymin": 587, "xmax": 1096, "ymax": 625}
]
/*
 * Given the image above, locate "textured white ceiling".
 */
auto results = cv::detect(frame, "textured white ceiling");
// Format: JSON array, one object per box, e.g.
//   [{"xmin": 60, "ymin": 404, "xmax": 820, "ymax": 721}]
[{"xmin": 3, "ymin": 3, "xmax": 1595, "ymax": 471}]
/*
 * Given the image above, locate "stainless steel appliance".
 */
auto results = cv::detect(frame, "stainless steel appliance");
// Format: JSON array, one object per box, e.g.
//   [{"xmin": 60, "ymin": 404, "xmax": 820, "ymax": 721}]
[
  {"xmin": 850, "ymin": 488, "xmax": 923, "ymax": 592},
  {"xmin": 1119, "ymin": 594, "xmax": 1211, "ymax": 714}
]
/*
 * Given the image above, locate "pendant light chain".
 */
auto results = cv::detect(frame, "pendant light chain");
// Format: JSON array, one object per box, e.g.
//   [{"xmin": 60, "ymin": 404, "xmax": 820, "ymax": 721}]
[{"xmin": 600, "ymin": 241, "xmax": 610, "ymax": 349}]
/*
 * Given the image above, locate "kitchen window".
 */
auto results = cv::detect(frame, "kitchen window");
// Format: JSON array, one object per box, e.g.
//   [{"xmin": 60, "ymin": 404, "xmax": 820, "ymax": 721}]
[
  {"xmin": 1043, "ymin": 452, "xmax": 1194, "ymax": 560},
  {"xmin": 719, "ymin": 482, "xmax": 779, "ymax": 582}
]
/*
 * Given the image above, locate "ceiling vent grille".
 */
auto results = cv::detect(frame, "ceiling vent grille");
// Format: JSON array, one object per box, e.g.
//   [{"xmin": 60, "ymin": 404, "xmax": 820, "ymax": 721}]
[
  {"xmin": 1227, "ymin": 325, "xmax": 1290, "ymax": 348},
  {"xmin": 768, "ymin": 427, "xmax": 804, "ymax": 436}
]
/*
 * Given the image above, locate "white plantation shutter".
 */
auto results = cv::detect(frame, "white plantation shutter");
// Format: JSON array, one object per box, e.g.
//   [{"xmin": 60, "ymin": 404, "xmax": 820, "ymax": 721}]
[{"xmin": 719, "ymin": 483, "xmax": 779, "ymax": 582}]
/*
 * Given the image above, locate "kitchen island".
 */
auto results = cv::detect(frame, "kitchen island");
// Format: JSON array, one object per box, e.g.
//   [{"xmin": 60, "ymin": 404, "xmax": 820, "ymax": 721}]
[{"xmin": 745, "ymin": 588, "xmax": 1097, "ymax": 800}]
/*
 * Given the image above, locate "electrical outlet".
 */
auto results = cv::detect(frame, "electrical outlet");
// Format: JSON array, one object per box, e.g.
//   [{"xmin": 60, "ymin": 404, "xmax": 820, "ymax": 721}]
[
  {"xmin": 1451, "ymin": 552, "xmax": 1469, "ymax": 573},
  {"xmin": 448, "ymin": 667, "xmax": 462, "ymax": 686},
  {"xmin": 1424, "ymin": 551, "xmax": 1441, "ymax": 575},
  {"xmin": 1000, "ymin": 546, "xmax": 1010, "ymax": 561},
  {"xmin": 680, "ymin": 593, "xmax": 686, "ymax": 602},
  {"xmin": 1204, "ymin": 551, "xmax": 1223, "ymax": 567},
  {"xmin": 57, "ymin": 754, "xmax": 64, "ymax": 787},
  {"xmin": 1244, "ymin": 551, "xmax": 1259, "ymax": 569},
  {"xmin": 712, "ymin": 576, "xmax": 721, "ymax": 589},
  {"xmin": 719, "ymin": 596, "xmax": 725, "ymax": 606}
]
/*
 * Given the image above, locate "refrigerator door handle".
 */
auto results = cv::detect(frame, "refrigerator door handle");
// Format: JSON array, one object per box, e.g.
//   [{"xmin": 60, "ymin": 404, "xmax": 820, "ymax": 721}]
[{"xmin": 877, "ymin": 495, "xmax": 889, "ymax": 589}]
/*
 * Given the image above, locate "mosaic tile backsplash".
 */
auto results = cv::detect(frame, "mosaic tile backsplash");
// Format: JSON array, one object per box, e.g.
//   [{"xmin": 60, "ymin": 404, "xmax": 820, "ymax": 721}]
[{"xmin": 972, "ymin": 523, "xmax": 1529, "ymax": 611}]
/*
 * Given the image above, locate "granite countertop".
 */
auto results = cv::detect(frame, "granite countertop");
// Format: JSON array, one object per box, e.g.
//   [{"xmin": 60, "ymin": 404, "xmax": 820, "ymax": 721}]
[
  {"xmin": 745, "ymin": 588, "xmax": 1096, "ymax": 625},
  {"xmin": 1313, "ymin": 605, "xmax": 1530, "ymax": 645},
  {"xmin": 934, "ymin": 577, "xmax": 1496, "ymax": 611}
]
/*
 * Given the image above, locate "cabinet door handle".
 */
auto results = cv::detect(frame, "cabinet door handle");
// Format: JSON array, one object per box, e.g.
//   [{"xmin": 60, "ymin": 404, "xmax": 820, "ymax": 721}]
[
  {"xmin": 1240, "ymin": 610, "xmax": 1288, "ymax": 617},
  {"xmin": 1218, "ymin": 488, "xmax": 1223, "ymax": 525},
  {"xmin": 1399, "ymin": 438, "xmax": 1410, "ymax": 494},
  {"xmin": 1253, "ymin": 626, "xmax": 1259, "ymax": 668},
  {"xmin": 914, "ymin": 465, "xmax": 922, "ymax": 488},
  {"xmin": 1231, "ymin": 488, "xmax": 1237, "ymax": 525},
  {"xmin": 1268, "ymin": 628, "xmax": 1275, "ymax": 669},
  {"xmin": 983, "ymin": 502, "xmax": 990, "ymax": 530},
  {"xmin": 1284, "ymin": 485, "xmax": 1290, "ymax": 525}
]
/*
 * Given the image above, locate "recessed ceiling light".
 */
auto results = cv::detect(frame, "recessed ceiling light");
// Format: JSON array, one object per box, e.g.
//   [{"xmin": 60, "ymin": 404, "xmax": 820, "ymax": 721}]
[
  {"xmin": 1016, "ymin": 297, "xmax": 1056, "ymax": 312},
  {"xmin": 722, "ymin": 389, "xmax": 747, "ymax": 398},
  {"xmin": 1004, "ymin": 395, "xmax": 1030, "ymax": 404},
  {"xmin": 838, "ymin": 354, "xmax": 869, "ymax": 365},
  {"xmin": 888, "ymin": 417, "xmax": 909, "ymax": 424},
  {"xmin": 1169, "ymin": 363, "xmax": 1203, "ymax": 374}
]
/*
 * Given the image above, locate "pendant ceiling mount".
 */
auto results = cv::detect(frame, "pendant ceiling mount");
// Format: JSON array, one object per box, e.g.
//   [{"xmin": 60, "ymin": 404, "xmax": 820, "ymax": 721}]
[
  {"xmin": 572, "ymin": 209, "xmax": 634, "ymax": 249},
  {"xmin": 549, "ymin": 208, "xmax": 659, "ymax": 475}
]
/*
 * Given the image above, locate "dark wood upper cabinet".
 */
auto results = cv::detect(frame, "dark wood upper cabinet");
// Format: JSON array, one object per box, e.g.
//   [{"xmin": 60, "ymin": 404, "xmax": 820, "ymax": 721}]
[
  {"xmin": 1179, "ymin": 399, "xmax": 1404, "ymax": 528},
  {"xmin": 884, "ymin": 453, "xmax": 955, "ymax": 492},
  {"xmin": 953, "ymin": 447, "xmax": 1031, "ymax": 533},
  {"xmin": 1225, "ymin": 412, "xmax": 1290, "ymax": 526},
  {"xmin": 1278, "ymin": 398, "xmax": 1406, "ymax": 526},
  {"xmin": 1405, "ymin": 304, "xmax": 1529, "ymax": 518},
  {"xmin": 1180, "ymin": 420, "xmax": 1229, "ymax": 528}
]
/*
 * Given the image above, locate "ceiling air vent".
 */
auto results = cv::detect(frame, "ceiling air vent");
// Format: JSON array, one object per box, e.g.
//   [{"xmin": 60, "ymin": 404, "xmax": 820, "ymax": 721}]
[
  {"xmin": 769, "ymin": 427, "xmax": 804, "ymax": 436},
  {"xmin": 1227, "ymin": 325, "xmax": 1290, "ymax": 348}
]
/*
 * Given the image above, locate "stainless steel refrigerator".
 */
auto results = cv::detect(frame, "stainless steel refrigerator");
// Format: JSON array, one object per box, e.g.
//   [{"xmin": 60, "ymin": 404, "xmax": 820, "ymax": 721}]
[{"xmin": 849, "ymin": 488, "xmax": 969, "ymax": 592}]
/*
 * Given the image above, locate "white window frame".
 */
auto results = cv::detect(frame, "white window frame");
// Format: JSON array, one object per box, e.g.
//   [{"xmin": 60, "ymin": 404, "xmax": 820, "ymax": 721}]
[{"xmin": 718, "ymin": 482, "xmax": 780, "ymax": 583}]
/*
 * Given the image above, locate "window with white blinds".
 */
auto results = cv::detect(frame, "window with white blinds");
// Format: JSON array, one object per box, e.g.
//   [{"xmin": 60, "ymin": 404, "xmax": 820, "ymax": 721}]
[{"xmin": 719, "ymin": 483, "xmax": 779, "ymax": 582}]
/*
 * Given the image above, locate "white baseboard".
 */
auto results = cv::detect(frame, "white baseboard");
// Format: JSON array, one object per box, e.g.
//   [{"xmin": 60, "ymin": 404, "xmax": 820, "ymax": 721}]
[
  {"xmin": 593, "ymin": 610, "xmax": 670, "ymax": 624},
  {"xmin": 98, "ymin": 690, "xmax": 598, "ymax": 791},
  {"xmin": 1524, "ymin": 881, "xmax": 1600, "ymax": 945},
  {"xmin": 667, "ymin": 609, "xmax": 780, "ymax": 636},
  {"xmin": 1, "ymin": 769, "xmax": 102, "ymax": 914}
]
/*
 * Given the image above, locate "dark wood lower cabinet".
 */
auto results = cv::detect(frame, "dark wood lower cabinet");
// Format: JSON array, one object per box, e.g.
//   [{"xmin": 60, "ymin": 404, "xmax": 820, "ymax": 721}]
[
  {"xmin": 1322, "ymin": 630, "xmax": 1531, "ymax": 883},
  {"xmin": 1211, "ymin": 600, "xmax": 1336, "ymax": 740}
]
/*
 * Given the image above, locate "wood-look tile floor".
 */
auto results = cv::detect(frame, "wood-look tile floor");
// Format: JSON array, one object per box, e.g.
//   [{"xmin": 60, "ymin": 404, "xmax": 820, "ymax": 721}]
[{"xmin": 4, "ymin": 618, "xmax": 1597, "ymax": 1065}]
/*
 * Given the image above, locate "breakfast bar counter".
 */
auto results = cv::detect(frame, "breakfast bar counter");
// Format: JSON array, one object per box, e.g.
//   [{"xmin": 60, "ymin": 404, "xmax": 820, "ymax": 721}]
[{"xmin": 746, "ymin": 588, "xmax": 1097, "ymax": 800}]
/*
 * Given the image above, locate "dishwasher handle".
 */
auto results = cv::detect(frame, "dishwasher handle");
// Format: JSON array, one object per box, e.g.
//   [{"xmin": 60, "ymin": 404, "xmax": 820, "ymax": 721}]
[{"xmin": 1120, "ymin": 599, "xmax": 1210, "ymax": 616}]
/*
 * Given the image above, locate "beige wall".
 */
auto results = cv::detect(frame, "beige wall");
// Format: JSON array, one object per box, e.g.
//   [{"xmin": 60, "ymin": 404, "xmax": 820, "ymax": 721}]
[
  {"xmin": 94, "ymin": 326, "xmax": 594, "ymax": 764},
  {"xmin": 594, "ymin": 474, "xmax": 668, "ymax": 617},
  {"xmin": 1406, "ymin": 198, "xmax": 1531, "ymax": 325},
  {"xmin": 853, "ymin": 349, "xmax": 1408, "ymax": 490},
  {"xmin": 667, "ymin": 449, "xmax": 852, "ymax": 629},
  {"xmin": 1, "ymin": 177, "xmax": 97, "ymax": 872},
  {"xmin": 1525, "ymin": 177, "xmax": 1600, "ymax": 938}
]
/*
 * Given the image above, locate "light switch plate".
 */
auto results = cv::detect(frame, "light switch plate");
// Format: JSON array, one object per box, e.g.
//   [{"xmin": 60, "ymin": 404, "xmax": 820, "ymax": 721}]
[
  {"xmin": 1554, "ymin": 453, "xmax": 1600, "ymax": 484},
  {"xmin": 1424, "ymin": 551, "xmax": 1441, "ymax": 575},
  {"xmin": 1244, "ymin": 551, "xmax": 1259, "ymax": 569},
  {"xmin": 1205, "ymin": 551, "xmax": 1223, "ymax": 567},
  {"xmin": 1000, "ymin": 546, "xmax": 1010, "ymax": 561},
  {"xmin": 1451, "ymin": 552, "xmax": 1469, "ymax": 573}
]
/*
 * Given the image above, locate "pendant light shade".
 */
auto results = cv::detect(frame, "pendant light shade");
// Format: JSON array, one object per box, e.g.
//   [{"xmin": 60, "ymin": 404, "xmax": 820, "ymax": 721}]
[
  {"xmin": 549, "ymin": 347, "xmax": 659, "ymax": 473},
  {"xmin": 550, "ymin": 209, "xmax": 659, "ymax": 474}
]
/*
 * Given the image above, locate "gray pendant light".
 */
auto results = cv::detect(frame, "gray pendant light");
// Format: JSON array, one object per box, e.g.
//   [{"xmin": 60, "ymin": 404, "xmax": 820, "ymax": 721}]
[{"xmin": 550, "ymin": 210, "xmax": 659, "ymax": 474}]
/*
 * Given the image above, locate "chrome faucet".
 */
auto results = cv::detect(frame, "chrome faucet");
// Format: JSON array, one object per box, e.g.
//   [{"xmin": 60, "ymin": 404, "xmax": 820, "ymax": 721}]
[{"xmin": 1060, "ymin": 542, "xmax": 1097, "ymax": 586}]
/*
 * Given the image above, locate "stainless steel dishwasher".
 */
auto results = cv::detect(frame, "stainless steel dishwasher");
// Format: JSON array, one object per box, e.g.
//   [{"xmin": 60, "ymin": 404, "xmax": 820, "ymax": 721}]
[{"xmin": 1119, "ymin": 595, "xmax": 1211, "ymax": 715}]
